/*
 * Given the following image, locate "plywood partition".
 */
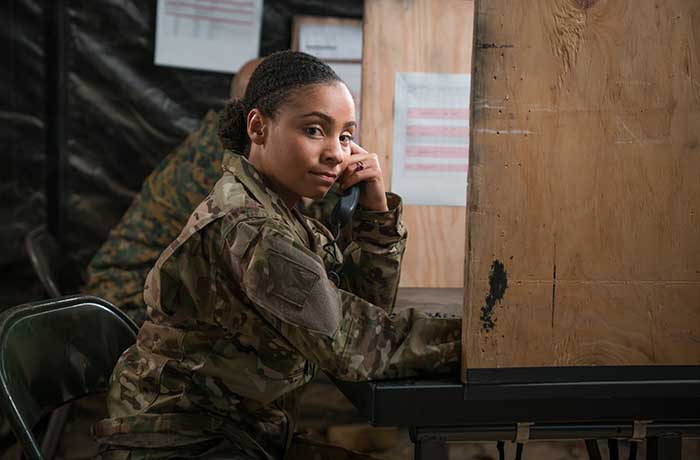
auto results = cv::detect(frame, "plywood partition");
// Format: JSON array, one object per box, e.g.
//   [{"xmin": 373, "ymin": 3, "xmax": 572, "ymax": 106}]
[
  {"xmin": 463, "ymin": 0, "xmax": 700, "ymax": 381},
  {"xmin": 361, "ymin": 0, "xmax": 474, "ymax": 287}
]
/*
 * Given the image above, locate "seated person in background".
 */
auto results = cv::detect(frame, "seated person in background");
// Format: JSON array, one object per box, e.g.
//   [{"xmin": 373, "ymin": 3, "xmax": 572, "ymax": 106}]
[
  {"xmin": 93, "ymin": 51, "xmax": 461, "ymax": 460},
  {"xmin": 82, "ymin": 59, "xmax": 261, "ymax": 324}
]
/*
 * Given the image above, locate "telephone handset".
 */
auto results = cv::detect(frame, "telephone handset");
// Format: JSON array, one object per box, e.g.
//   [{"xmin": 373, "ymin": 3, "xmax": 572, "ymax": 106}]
[
  {"xmin": 330, "ymin": 185, "xmax": 361, "ymax": 231},
  {"xmin": 325, "ymin": 184, "xmax": 360, "ymax": 286},
  {"xmin": 325, "ymin": 152, "xmax": 362, "ymax": 285}
]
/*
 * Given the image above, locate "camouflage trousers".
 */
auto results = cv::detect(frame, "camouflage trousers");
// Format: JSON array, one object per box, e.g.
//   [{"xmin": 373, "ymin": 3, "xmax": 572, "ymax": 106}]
[{"xmin": 96, "ymin": 435, "xmax": 378, "ymax": 460}]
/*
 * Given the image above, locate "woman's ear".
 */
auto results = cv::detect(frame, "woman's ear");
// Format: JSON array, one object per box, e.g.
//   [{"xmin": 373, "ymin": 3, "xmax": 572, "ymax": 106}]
[{"xmin": 247, "ymin": 109, "xmax": 267, "ymax": 146}]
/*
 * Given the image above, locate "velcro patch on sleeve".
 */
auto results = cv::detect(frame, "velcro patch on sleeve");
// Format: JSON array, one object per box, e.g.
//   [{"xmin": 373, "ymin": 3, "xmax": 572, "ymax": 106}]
[
  {"xmin": 244, "ymin": 232, "xmax": 342, "ymax": 337},
  {"xmin": 268, "ymin": 250, "xmax": 320, "ymax": 308}
]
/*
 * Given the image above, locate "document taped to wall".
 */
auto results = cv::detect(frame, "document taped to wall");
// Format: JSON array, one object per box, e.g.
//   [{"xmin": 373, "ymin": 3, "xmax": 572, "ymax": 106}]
[
  {"xmin": 155, "ymin": 0, "xmax": 263, "ymax": 73},
  {"xmin": 292, "ymin": 16, "xmax": 363, "ymax": 141},
  {"xmin": 391, "ymin": 72, "xmax": 471, "ymax": 207},
  {"xmin": 295, "ymin": 18, "xmax": 363, "ymax": 61}
]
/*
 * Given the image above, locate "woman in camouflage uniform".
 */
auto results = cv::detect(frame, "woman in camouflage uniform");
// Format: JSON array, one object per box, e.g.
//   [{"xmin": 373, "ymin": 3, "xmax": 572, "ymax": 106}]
[{"xmin": 94, "ymin": 51, "xmax": 461, "ymax": 460}]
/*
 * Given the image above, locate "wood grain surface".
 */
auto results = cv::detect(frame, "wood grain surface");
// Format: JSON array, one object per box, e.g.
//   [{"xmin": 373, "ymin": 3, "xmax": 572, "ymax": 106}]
[
  {"xmin": 361, "ymin": 0, "xmax": 474, "ymax": 287},
  {"xmin": 463, "ymin": 0, "xmax": 700, "ymax": 380}
]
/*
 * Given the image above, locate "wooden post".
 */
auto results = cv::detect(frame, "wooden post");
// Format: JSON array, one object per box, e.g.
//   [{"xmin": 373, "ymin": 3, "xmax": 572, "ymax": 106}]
[{"xmin": 463, "ymin": 0, "xmax": 700, "ymax": 381}]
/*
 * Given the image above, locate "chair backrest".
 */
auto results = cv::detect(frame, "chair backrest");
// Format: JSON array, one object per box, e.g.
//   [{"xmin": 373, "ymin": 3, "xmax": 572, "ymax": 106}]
[{"xmin": 0, "ymin": 296, "xmax": 138, "ymax": 460}]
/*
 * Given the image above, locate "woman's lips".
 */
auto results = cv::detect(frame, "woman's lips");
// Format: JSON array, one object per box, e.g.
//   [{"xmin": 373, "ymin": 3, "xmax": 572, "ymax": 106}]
[{"xmin": 310, "ymin": 171, "xmax": 337, "ymax": 184}]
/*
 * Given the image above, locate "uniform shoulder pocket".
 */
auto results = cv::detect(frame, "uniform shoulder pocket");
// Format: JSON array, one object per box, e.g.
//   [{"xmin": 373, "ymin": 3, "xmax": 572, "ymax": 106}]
[
  {"xmin": 268, "ymin": 249, "xmax": 320, "ymax": 308},
  {"xmin": 243, "ymin": 233, "xmax": 341, "ymax": 337}
]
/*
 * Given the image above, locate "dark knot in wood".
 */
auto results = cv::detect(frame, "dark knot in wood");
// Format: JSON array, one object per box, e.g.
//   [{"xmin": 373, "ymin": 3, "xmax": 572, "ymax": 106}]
[{"xmin": 574, "ymin": 0, "xmax": 598, "ymax": 9}]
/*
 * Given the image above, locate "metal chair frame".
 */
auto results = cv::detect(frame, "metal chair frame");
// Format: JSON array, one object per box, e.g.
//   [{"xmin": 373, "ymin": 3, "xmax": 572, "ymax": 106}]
[{"xmin": 0, "ymin": 296, "xmax": 137, "ymax": 460}]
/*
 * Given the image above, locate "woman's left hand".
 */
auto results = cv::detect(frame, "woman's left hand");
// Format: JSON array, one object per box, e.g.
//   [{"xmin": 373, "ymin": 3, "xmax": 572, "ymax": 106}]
[{"xmin": 339, "ymin": 142, "xmax": 388, "ymax": 212}]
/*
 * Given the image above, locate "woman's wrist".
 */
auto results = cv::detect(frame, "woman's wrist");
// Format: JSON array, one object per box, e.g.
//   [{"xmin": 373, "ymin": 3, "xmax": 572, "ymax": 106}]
[
  {"xmin": 357, "ymin": 193, "xmax": 401, "ymax": 216},
  {"xmin": 359, "ymin": 191, "xmax": 388, "ymax": 212}
]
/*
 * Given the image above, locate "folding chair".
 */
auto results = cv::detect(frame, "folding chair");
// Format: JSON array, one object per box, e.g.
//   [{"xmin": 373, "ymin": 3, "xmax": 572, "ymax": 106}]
[
  {"xmin": 0, "ymin": 296, "xmax": 138, "ymax": 460},
  {"xmin": 22, "ymin": 226, "xmax": 87, "ymax": 459}
]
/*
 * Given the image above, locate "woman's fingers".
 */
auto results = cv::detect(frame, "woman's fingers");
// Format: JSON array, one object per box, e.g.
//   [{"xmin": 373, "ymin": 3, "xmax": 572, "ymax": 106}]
[
  {"xmin": 350, "ymin": 141, "xmax": 369, "ymax": 156},
  {"xmin": 341, "ymin": 167, "xmax": 375, "ymax": 190},
  {"xmin": 343, "ymin": 143, "xmax": 388, "ymax": 211},
  {"xmin": 341, "ymin": 152, "xmax": 377, "ymax": 180},
  {"xmin": 344, "ymin": 152, "xmax": 374, "ymax": 168},
  {"xmin": 341, "ymin": 158, "xmax": 382, "ymax": 190}
]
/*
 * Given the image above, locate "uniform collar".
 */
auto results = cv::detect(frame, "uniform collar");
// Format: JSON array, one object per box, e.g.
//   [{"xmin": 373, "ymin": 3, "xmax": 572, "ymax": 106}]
[{"xmin": 222, "ymin": 151, "xmax": 313, "ymax": 246}]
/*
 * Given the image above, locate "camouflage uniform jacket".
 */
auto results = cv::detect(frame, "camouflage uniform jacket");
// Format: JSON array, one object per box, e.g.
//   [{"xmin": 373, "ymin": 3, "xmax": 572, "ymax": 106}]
[
  {"xmin": 94, "ymin": 153, "xmax": 461, "ymax": 459},
  {"xmin": 83, "ymin": 111, "xmax": 341, "ymax": 326}
]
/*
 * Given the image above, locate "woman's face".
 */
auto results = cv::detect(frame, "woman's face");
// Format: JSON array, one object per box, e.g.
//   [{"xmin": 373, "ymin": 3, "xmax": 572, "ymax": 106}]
[{"xmin": 250, "ymin": 82, "xmax": 356, "ymax": 206}]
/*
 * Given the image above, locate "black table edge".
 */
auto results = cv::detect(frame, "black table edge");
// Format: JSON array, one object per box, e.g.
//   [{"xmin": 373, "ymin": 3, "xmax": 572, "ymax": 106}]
[{"xmin": 332, "ymin": 365, "xmax": 700, "ymax": 428}]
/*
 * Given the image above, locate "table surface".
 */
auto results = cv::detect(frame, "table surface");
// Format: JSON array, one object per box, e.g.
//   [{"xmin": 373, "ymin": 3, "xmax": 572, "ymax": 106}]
[{"xmin": 394, "ymin": 287, "xmax": 463, "ymax": 313}]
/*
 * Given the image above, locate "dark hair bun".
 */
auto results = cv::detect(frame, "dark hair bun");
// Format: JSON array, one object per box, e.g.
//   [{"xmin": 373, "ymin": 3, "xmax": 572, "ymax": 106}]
[{"xmin": 218, "ymin": 98, "xmax": 248, "ymax": 154}]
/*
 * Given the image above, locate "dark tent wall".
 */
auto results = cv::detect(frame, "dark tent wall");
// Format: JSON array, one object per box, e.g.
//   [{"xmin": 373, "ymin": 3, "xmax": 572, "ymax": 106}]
[
  {"xmin": 1, "ymin": 1, "xmax": 47, "ymax": 307},
  {"xmin": 1, "ymin": 0, "xmax": 363, "ymax": 308}
]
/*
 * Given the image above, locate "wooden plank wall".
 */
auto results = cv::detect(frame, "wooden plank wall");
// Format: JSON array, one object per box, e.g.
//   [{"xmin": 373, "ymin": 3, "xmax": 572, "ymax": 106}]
[
  {"xmin": 361, "ymin": 0, "xmax": 474, "ymax": 287},
  {"xmin": 463, "ymin": 0, "xmax": 700, "ymax": 379}
]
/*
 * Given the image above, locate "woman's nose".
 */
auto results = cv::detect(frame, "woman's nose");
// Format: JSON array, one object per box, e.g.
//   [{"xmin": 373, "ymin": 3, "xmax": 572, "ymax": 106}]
[{"xmin": 322, "ymin": 140, "xmax": 345, "ymax": 165}]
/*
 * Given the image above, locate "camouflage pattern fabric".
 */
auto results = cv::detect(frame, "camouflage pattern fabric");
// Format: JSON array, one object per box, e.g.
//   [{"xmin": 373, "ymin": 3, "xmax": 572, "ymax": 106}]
[
  {"xmin": 83, "ymin": 111, "xmax": 339, "ymax": 325},
  {"xmin": 93, "ymin": 153, "xmax": 461, "ymax": 459},
  {"xmin": 83, "ymin": 111, "xmax": 223, "ymax": 324}
]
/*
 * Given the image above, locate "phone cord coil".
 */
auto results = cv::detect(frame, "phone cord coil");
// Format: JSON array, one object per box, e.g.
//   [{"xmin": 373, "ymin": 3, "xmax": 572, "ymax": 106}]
[{"xmin": 323, "ymin": 222, "xmax": 343, "ymax": 287}]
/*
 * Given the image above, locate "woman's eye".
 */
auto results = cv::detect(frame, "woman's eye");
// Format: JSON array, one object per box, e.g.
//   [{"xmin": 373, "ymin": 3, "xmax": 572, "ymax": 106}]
[
  {"xmin": 306, "ymin": 127, "xmax": 323, "ymax": 137},
  {"xmin": 340, "ymin": 134, "xmax": 354, "ymax": 144}
]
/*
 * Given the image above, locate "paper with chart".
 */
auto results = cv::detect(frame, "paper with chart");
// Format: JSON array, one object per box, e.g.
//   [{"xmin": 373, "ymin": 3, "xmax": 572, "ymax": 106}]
[
  {"xmin": 391, "ymin": 72, "xmax": 471, "ymax": 206},
  {"xmin": 155, "ymin": 0, "xmax": 263, "ymax": 73}
]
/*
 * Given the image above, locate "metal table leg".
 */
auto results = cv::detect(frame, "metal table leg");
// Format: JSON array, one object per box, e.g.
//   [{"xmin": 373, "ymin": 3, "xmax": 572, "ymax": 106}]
[
  {"xmin": 608, "ymin": 439, "xmax": 619, "ymax": 460},
  {"xmin": 586, "ymin": 439, "xmax": 603, "ymax": 460},
  {"xmin": 414, "ymin": 439, "xmax": 448, "ymax": 460},
  {"xmin": 410, "ymin": 428, "xmax": 449, "ymax": 460}
]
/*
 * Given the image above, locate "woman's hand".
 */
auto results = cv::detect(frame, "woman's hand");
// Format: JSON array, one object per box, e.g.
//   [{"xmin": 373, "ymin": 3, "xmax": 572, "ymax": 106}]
[{"xmin": 340, "ymin": 142, "xmax": 389, "ymax": 212}]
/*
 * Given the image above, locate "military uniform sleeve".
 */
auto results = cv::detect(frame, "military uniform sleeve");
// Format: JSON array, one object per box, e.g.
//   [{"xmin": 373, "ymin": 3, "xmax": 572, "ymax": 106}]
[
  {"xmin": 226, "ymin": 216, "xmax": 460, "ymax": 382},
  {"xmin": 340, "ymin": 193, "xmax": 406, "ymax": 313}
]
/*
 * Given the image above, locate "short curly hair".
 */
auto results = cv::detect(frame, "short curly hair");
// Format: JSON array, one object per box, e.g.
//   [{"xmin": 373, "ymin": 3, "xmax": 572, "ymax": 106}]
[{"xmin": 218, "ymin": 51, "xmax": 343, "ymax": 155}]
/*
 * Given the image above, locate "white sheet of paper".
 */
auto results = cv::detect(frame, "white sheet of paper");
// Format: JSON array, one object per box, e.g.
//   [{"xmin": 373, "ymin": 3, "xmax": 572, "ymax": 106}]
[
  {"xmin": 328, "ymin": 62, "xmax": 362, "ymax": 141},
  {"xmin": 155, "ymin": 0, "xmax": 263, "ymax": 73},
  {"xmin": 391, "ymin": 72, "xmax": 471, "ymax": 207},
  {"xmin": 297, "ymin": 21, "xmax": 362, "ymax": 61}
]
